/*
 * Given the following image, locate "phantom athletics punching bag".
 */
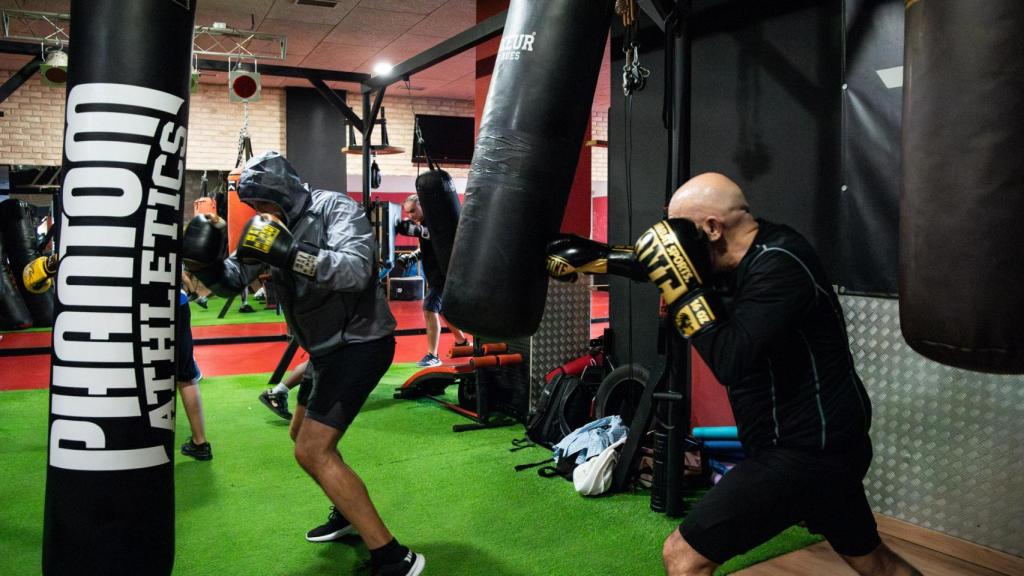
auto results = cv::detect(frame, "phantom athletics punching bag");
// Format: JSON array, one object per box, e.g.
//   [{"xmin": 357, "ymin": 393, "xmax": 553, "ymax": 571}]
[
  {"xmin": 43, "ymin": 1, "xmax": 196, "ymax": 574},
  {"xmin": 900, "ymin": 0, "xmax": 1024, "ymax": 373},
  {"xmin": 442, "ymin": 0, "xmax": 614, "ymax": 338}
]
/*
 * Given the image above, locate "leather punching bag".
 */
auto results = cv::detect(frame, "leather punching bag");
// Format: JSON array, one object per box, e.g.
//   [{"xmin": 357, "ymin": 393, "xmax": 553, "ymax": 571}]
[
  {"xmin": 0, "ymin": 198, "xmax": 55, "ymax": 326},
  {"xmin": 416, "ymin": 169, "xmax": 460, "ymax": 276},
  {"xmin": 900, "ymin": 0, "xmax": 1024, "ymax": 373},
  {"xmin": 442, "ymin": 0, "xmax": 614, "ymax": 339},
  {"xmin": 0, "ymin": 233, "xmax": 32, "ymax": 330},
  {"xmin": 43, "ymin": 1, "xmax": 196, "ymax": 574}
]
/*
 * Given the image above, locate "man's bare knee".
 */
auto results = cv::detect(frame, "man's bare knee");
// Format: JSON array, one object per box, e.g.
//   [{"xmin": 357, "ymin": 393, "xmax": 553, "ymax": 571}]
[
  {"xmin": 294, "ymin": 441, "xmax": 330, "ymax": 474},
  {"xmin": 663, "ymin": 529, "xmax": 716, "ymax": 576}
]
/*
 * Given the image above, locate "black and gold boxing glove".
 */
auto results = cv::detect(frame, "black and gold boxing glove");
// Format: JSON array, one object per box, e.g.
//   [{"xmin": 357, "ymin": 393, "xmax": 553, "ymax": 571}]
[
  {"xmin": 237, "ymin": 214, "xmax": 320, "ymax": 278},
  {"xmin": 545, "ymin": 234, "xmax": 648, "ymax": 282},
  {"xmin": 22, "ymin": 253, "xmax": 58, "ymax": 294},
  {"xmin": 634, "ymin": 219, "xmax": 720, "ymax": 337}
]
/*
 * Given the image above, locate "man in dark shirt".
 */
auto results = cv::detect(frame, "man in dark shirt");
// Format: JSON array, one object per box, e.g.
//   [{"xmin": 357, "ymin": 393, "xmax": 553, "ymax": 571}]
[
  {"xmin": 660, "ymin": 173, "xmax": 919, "ymax": 575},
  {"xmin": 545, "ymin": 172, "xmax": 920, "ymax": 576}
]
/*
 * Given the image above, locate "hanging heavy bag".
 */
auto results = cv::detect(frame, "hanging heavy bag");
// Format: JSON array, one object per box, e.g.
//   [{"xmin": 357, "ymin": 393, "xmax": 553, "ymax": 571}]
[
  {"xmin": 415, "ymin": 169, "xmax": 460, "ymax": 276},
  {"xmin": 442, "ymin": 0, "xmax": 615, "ymax": 339},
  {"xmin": 0, "ymin": 199, "xmax": 54, "ymax": 326},
  {"xmin": 0, "ymin": 235, "xmax": 32, "ymax": 330},
  {"xmin": 44, "ymin": 1, "xmax": 196, "ymax": 574},
  {"xmin": 900, "ymin": 0, "xmax": 1024, "ymax": 373}
]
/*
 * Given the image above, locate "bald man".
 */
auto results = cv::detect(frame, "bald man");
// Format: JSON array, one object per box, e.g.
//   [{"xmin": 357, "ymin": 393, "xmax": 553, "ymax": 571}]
[{"xmin": 547, "ymin": 173, "xmax": 919, "ymax": 576}]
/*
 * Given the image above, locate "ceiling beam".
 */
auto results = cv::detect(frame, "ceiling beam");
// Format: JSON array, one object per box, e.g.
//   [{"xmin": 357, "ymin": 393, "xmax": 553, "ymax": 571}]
[
  {"xmin": 196, "ymin": 58, "xmax": 369, "ymax": 84},
  {"xmin": 362, "ymin": 9, "xmax": 507, "ymax": 92},
  {"xmin": 308, "ymin": 78, "xmax": 363, "ymax": 134},
  {"xmin": 0, "ymin": 55, "xmax": 41, "ymax": 104}
]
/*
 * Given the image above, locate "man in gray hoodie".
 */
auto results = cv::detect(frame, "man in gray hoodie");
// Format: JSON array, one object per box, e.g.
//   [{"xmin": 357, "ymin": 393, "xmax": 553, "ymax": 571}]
[{"xmin": 183, "ymin": 151, "xmax": 424, "ymax": 576}]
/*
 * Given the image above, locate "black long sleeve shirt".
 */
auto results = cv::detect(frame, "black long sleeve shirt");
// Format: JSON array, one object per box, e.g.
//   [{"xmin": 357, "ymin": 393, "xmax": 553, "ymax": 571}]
[{"xmin": 691, "ymin": 219, "xmax": 872, "ymax": 454}]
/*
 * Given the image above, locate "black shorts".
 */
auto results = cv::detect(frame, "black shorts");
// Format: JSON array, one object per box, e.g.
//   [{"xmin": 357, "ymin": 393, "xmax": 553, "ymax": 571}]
[
  {"xmin": 679, "ymin": 439, "xmax": 880, "ymax": 563},
  {"xmin": 175, "ymin": 301, "xmax": 200, "ymax": 382},
  {"xmin": 297, "ymin": 370, "xmax": 313, "ymax": 407},
  {"xmin": 304, "ymin": 337, "xmax": 395, "ymax": 433},
  {"xmin": 423, "ymin": 284, "xmax": 443, "ymax": 313}
]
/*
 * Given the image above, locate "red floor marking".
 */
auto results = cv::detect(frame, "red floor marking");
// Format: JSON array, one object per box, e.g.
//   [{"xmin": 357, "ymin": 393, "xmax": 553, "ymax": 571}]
[
  {"xmin": 0, "ymin": 295, "xmax": 609, "ymax": 392},
  {"xmin": 0, "ymin": 332, "xmax": 466, "ymax": 391},
  {"xmin": 0, "ymin": 331, "xmax": 50, "ymax": 349}
]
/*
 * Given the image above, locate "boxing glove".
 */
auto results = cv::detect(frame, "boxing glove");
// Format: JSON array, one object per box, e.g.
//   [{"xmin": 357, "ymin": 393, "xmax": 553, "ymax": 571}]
[
  {"xmin": 182, "ymin": 213, "xmax": 227, "ymax": 272},
  {"xmin": 22, "ymin": 253, "xmax": 58, "ymax": 294},
  {"xmin": 545, "ymin": 234, "xmax": 647, "ymax": 282},
  {"xmin": 634, "ymin": 219, "xmax": 720, "ymax": 337},
  {"xmin": 396, "ymin": 219, "xmax": 430, "ymax": 239},
  {"xmin": 393, "ymin": 250, "xmax": 420, "ymax": 274},
  {"xmin": 237, "ymin": 214, "xmax": 320, "ymax": 278}
]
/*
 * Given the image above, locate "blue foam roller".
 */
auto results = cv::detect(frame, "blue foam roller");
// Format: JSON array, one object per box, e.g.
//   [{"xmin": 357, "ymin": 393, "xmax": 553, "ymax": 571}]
[
  {"xmin": 703, "ymin": 440, "xmax": 743, "ymax": 451},
  {"xmin": 692, "ymin": 426, "xmax": 738, "ymax": 440}
]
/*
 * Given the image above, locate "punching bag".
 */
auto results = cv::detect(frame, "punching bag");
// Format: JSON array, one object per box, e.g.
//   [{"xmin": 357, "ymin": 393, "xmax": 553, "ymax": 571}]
[
  {"xmin": 900, "ymin": 0, "xmax": 1024, "ymax": 373},
  {"xmin": 416, "ymin": 169, "xmax": 460, "ymax": 275},
  {"xmin": 43, "ymin": 1, "xmax": 196, "ymax": 574},
  {"xmin": 442, "ymin": 0, "xmax": 614, "ymax": 338},
  {"xmin": 0, "ymin": 199, "xmax": 55, "ymax": 326},
  {"xmin": 0, "ymin": 235, "xmax": 32, "ymax": 330}
]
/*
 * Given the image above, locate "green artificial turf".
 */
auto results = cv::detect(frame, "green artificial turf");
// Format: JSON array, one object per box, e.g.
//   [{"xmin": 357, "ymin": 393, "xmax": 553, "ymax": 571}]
[
  {"xmin": 0, "ymin": 365, "xmax": 820, "ymax": 575},
  {"xmin": 0, "ymin": 299, "xmax": 284, "ymax": 336}
]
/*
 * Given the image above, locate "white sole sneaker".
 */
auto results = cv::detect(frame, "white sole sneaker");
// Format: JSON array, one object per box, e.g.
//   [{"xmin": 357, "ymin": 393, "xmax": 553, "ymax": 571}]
[
  {"xmin": 406, "ymin": 554, "xmax": 425, "ymax": 576},
  {"xmin": 305, "ymin": 523, "xmax": 356, "ymax": 542}
]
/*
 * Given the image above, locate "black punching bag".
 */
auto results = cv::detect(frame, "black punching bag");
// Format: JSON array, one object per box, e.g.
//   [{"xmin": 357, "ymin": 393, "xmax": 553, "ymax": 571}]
[
  {"xmin": 416, "ymin": 169, "xmax": 460, "ymax": 275},
  {"xmin": 900, "ymin": 0, "xmax": 1024, "ymax": 373},
  {"xmin": 43, "ymin": 1, "xmax": 195, "ymax": 575},
  {"xmin": 0, "ymin": 234, "xmax": 32, "ymax": 330},
  {"xmin": 442, "ymin": 0, "xmax": 613, "ymax": 338},
  {"xmin": 0, "ymin": 199, "xmax": 55, "ymax": 326}
]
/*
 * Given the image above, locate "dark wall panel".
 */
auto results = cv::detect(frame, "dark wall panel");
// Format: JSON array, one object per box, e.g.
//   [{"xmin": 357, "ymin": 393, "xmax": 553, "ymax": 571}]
[
  {"xmin": 285, "ymin": 87, "xmax": 347, "ymax": 193},
  {"xmin": 840, "ymin": 0, "xmax": 903, "ymax": 295},
  {"xmin": 608, "ymin": 0, "xmax": 843, "ymax": 366},
  {"xmin": 690, "ymin": 0, "xmax": 843, "ymax": 272}
]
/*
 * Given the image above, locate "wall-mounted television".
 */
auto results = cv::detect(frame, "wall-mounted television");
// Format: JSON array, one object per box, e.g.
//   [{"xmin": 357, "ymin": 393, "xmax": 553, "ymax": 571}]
[{"xmin": 411, "ymin": 114, "xmax": 475, "ymax": 165}]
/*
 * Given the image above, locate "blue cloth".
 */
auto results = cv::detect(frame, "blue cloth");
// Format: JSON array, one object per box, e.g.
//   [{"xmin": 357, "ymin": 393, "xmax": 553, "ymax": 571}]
[
  {"xmin": 179, "ymin": 289, "xmax": 188, "ymax": 306},
  {"xmin": 553, "ymin": 415, "xmax": 628, "ymax": 465}
]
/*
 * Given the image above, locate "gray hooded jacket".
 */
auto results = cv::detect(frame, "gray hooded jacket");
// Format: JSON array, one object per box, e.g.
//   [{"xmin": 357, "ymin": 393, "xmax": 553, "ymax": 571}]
[{"xmin": 206, "ymin": 152, "xmax": 396, "ymax": 357}]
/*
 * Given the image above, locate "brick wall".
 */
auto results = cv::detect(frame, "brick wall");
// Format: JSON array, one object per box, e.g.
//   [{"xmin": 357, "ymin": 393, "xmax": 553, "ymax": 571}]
[
  {"xmin": 0, "ymin": 70, "xmax": 286, "ymax": 170},
  {"xmin": 591, "ymin": 108, "xmax": 608, "ymax": 184}
]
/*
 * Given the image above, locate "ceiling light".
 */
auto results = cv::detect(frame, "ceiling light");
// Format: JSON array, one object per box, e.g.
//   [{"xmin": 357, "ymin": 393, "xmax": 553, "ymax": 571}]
[
  {"xmin": 40, "ymin": 49, "xmax": 68, "ymax": 86},
  {"xmin": 373, "ymin": 62, "xmax": 393, "ymax": 77}
]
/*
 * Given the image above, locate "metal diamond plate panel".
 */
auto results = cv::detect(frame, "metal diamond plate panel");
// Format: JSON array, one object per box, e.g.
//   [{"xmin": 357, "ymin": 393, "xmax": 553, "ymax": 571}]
[
  {"xmin": 526, "ymin": 279, "xmax": 593, "ymax": 411},
  {"xmin": 842, "ymin": 295, "xmax": 1024, "ymax": 556},
  {"xmin": 476, "ymin": 279, "xmax": 592, "ymax": 419}
]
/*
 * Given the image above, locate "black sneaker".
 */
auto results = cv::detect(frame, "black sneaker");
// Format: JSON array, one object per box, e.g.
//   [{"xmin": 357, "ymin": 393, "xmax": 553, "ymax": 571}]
[
  {"xmin": 195, "ymin": 296, "xmax": 208, "ymax": 309},
  {"xmin": 415, "ymin": 354, "xmax": 441, "ymax": 368},
  {"xmin": 305, "ymin": 506, "xmax": 356, "ymax": 542},
  {"xmin": 375, "ymin": 550, "xmax": 425, "ymax": 576},
  {"xmin": 180, "ymin": 437, "xmax": 212, "ymax": 461},
  {"xmin": 238, "ymin": 303, "xmax": 256, "ymax": 313},
  {"xmin": 258, "ymin": 389, "xmax": 292, "ymax": 420}
]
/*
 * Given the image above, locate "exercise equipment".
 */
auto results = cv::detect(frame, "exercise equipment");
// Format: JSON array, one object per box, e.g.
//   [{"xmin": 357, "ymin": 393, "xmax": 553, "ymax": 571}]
[
  {"xmin": 900, "ymin": 0, "xmax": 1024, "ymax": 373},
  {"xmin": 396, "ymin": 343, "xmax": 522, "ymax": 432},
  {"xmin": 44, "ymin": 1, "xmax": 196, "ymax": 574},
  {"xmin": 0, "ymin": 199, "xmax": 54, "ymax": 326},
  {"xmin": 443, "ymin": 0, "xmax": 615, "ymax": 339},
  {"xmin": 415, "ymin": 169, "xmax": 460, "ymax": 276},
  {"xmin": 692, "ymin": 426, "xmax": 738, "ymax": 440},
  {"xmin": 0, "ymin": 231, "xmax": 32, "ymax": 329}
]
